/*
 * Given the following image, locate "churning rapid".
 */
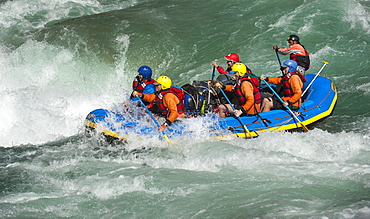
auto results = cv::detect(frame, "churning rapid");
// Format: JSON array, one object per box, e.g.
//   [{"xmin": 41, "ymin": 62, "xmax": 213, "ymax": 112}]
[{"xmin": 1, "ymin": 0, "xmax": 370, "ymax": 218}]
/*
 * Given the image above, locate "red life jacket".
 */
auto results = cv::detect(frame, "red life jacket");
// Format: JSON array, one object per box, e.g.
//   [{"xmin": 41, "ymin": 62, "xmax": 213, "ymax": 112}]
[
  {"xmin": 234, "ymin": 77, "xmax": 262, "ymax": 104},
  {"xmin": 133, "ymin": 79, "xmax": 156, "ymax": 92},
  {"xmin": 155, "ymin": 86, "xmax": 186, "ymax": 116},
  {"xmin": 290, "ymin": 45, "xmax": 310, "ymax": 70},
  {"xmin": 282, "ymin": 72, "xmax": 307, "ymax": 97}
]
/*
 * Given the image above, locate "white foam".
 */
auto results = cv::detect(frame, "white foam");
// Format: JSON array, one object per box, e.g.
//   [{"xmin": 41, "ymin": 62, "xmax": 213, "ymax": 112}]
[
  {"xmin": 0, "ymin": 39, "xmax": 130, "ymax": 146},
  {"xmin": 344, "ymin": 0, "xmax": 370, "ymax": 33},
  {"xmin": 134, "ymin": 128, "xmax": 370, "ymax": 173},
  {"xmin": 0, "ymin": 0, "xmax": 138, "ymax": 30}
]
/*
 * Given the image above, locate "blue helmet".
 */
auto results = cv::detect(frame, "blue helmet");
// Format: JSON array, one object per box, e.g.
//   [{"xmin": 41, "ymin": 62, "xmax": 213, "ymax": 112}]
[
  {"xmin": 138, "ymin": 66, "xmax": 152, "ymax": 79},
  {"xmin": 142, "ymin": 83, "xmax": 156, "ymax": 94},
  {"xmin": 281, "ymin": 60, "xmax": 298, "ymax": 73}
]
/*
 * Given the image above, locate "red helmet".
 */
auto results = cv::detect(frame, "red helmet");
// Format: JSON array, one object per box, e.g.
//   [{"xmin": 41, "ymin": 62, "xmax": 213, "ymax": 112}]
[{"xmin": 224, "ymin": 53, "xmax": 239, "ymax": 62}]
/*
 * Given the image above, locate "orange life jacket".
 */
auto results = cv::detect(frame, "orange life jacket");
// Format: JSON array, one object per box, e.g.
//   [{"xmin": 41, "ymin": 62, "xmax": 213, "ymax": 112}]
[
  {"xmin": 282, "ymin": 72, "xmax": 306, "ymax": 97},
  {"xmin": 290, "ymin": 45, "xmax": 310, "ymax": 70},
  {"xmin": 155, "ymin": 86, "xmax": 186, "ymax": 116},
  {"xmin": 234, "ymin": 77, "xmax": 262, "ymax": 104}
]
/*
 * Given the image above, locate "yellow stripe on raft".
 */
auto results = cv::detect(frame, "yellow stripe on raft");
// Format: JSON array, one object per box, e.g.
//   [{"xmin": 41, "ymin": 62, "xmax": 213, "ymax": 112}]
[
  {"xmin": 216, "ymin": 82, "xmax": 338, "ymax": 138},
  {"xmin": 85, "ymin": 120, "xmax": 126, "ymax": 140}
]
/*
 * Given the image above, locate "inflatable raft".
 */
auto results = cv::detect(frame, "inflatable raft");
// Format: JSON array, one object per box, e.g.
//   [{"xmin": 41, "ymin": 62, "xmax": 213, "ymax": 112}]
[{"xmin": 84, "ymin": 74, "xmax": 337, "ymax": 143}]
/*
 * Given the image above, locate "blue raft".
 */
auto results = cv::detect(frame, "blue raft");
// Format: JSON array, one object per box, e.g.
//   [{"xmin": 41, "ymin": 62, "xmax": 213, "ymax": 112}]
[{"xmin": 84, "ymin": 74, "xmax": 337, "ymax": 142}]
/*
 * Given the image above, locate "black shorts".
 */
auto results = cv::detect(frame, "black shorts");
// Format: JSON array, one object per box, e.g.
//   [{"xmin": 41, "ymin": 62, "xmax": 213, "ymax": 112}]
[
  {"xmin": 271, "ymin": 96, "xmax": 284, "ymax": 110},
  {"xmin": 268, "ymin": 96, "xmax": 299, "ymax": 110},
  {"xmin": 240, "ymin": 112, "xmax": 257, "ymax": 117}
]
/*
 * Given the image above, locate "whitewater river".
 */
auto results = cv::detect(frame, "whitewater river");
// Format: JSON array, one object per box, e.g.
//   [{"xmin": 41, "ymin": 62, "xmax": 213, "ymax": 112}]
[{"xmin": 1, "ymin": 0, "xmax": 369, "ymax": 218}]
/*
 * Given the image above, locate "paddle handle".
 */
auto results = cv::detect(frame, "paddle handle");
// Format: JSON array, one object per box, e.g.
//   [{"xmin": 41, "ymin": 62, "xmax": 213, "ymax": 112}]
[
  {"xmin": 211, "ymin": 66, "xmax": 216, "ymax": 81},
  {"xmin": 275, "ymin": 50, "xmax": 284, "ymax": 76}
]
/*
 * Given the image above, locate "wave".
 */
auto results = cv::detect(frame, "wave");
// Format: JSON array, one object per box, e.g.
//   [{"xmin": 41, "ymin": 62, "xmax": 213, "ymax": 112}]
[{"xmin": 0, "ymin": 0, "xmax": 370, "ymax": 147}]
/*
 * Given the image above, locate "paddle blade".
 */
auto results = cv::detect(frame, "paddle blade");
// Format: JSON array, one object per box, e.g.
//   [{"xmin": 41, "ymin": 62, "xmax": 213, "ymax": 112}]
[
  {"xmin": 162, "ymin": 133, "xmax": 172, "ymax": 144},
  {"xmin": 237, "ymin": 130, "xmax": 259, "ymax": 139},
  {"xmin": 242, "ymin": 125, "xmax": 259, "ymax": 139},
  {"xmin": 300, "ymin": 123, "xmax": 309, "ymax": 132}
]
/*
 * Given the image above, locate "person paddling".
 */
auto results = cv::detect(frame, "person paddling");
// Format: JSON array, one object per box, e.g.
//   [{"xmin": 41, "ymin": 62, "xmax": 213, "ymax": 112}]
[
  {"xmin": 273, "ymin": 35, "xmax": 310, "ymax": 74},
  {"xmin": 216, "ymin": 63, "xmax": 261, "ymax": 118},
  {"xmin": 131, "ymin": 66, "xmax": 157, "ymax": 101},
  {"xmin": 212, "ymin": 53, "xmax": 253, "ymax": 75},
  {"xmin": 133, "ymin": 76, "xmax": 186, "ymax": 131},
  {"xmin": 260, "ymin": 60, "xmax": 306, "ymax": 112}
]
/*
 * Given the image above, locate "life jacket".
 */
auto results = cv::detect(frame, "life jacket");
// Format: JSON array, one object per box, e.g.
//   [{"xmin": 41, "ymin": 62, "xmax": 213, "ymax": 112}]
[
  {"xmin": 234, "ymin": 77, "xmax": 262, "ymax": 104},
  {"xmin": 133, "ymin": 78, "xmax": 156, "ymax": 92},
  {"xmin": 246, "ymin": 72, "xmax": 261, "ymax": 86},
  {"xmin": 282, "ymin": 72, "xmax": 307, "ymax": 97},
  {"xmin": 290, "ymin": 45, "xmax": 310, "ymax": 70},
  {"xmin": 155, "ymin": 86, "xmax": 186, "ymax": 116}
]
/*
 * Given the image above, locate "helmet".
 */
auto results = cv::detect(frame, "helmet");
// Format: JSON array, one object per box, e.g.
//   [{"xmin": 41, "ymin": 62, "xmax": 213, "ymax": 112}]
[
  {"xmin": 156, "ymin": 76, "xmax": 172, "ymax": 90},
  {"xmin": 231, "ymin": 63, "xmax": 247, "ymax": 76},
  {"xmin": 281, "ymin": 60, "xmax": 298, "ymax": 73},
  {"xmin": 142, "ymin": 83, "xmax": 156, "ymax": 94},
  {"xmin": 287, "ymin": 35, "xmax": 300, "ymax": 42},
  {"xmin": 138, "ymin": 66, "xmax": 152, "ymax": 79},
  {"xmin": 224, "ymin": 53, "xmax": 240, "ymax": 62}
]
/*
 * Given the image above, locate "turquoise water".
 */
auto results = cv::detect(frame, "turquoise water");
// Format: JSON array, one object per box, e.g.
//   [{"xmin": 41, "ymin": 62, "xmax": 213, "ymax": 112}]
[{"xmin": 1, "ymin": 0, "xmax": 370, "ymax": 218}]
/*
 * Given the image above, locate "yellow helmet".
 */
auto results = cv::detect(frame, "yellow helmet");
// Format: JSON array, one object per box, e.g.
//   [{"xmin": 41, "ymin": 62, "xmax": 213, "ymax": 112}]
[
  {"xmin": 156, "ymin": 76, "xmax": 172, "ymax": 90},
  {"xmin": 231, "ymin": 63, "xmax": 247, "ymax": 76}
]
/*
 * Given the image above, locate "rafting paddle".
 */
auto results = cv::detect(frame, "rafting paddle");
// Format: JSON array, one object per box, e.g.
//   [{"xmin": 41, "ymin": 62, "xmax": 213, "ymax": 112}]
[
  {"xmin": 218, "ymin": 87, "xmax": 258, "ymax": 139},
  {"xmin": 301, "ymin": 62, "xmax": 329, "ymax": 97},
  {"xmin": 136, "ymin": 96, "xmax": 171, "ymax": 144},
  {"xmin": 211, "ymin": 66, "xmax": 216, "ymax": 81},
  {"xmin": 275, "ymin": 50, "xmax": 285, "ymax": 76},
  {"xmin": 262, "ymin": 80, "xmax": 309, "ymax": 132}
]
